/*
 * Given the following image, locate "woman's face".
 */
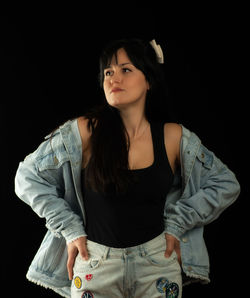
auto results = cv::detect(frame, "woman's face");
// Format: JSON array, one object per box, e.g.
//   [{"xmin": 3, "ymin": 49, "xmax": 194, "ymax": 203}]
[{"xmin": 103, "ymin": 48, "xmax": 149, "ymax": 110}]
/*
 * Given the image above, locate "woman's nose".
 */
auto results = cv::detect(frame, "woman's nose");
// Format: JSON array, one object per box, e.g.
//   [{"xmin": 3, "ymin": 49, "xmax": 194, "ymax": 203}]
[{"xmin": 110, "ymin": 72, "xmax": 122, "ymax": 84}]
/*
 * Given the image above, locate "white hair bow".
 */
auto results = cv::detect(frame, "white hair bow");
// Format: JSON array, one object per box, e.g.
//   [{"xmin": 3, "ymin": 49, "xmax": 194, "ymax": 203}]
[{"xmin": 149, "ymin": 39, "xmax": 164, "ymax": 64}]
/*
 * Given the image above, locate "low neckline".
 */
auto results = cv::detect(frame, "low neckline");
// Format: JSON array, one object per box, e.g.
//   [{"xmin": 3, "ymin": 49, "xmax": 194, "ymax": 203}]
[
  {"xmin": 81, "ymin": 122, "xmax": 156, "ymax": 172},
  {"xmin": 127, "ymin": 123, "xmax": 155, "ymax": 172}
]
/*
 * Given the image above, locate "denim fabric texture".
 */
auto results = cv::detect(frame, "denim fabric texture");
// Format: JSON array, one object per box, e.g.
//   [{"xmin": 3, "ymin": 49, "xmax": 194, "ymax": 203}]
[{"xmin": 71, "ymin": 233, "xmax": 182, "ymax": 297}]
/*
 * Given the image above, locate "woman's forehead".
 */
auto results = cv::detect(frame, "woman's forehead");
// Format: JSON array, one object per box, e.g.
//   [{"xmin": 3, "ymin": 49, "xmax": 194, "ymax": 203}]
[{"xmin": 108, "ymin": 48, "xmax": 132, "ymax": 66}]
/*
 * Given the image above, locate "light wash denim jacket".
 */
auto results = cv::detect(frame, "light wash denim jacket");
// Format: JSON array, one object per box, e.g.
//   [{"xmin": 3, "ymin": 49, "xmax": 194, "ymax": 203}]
[{"xmin": 15, "ymin": 119, "xmax": 240, "ymax": 297}]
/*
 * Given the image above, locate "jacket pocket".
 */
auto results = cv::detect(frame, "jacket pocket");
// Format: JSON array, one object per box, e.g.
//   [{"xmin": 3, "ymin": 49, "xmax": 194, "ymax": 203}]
[
  {"xmin": 37, "ymin": 146, "xmax": 70, "ymax": 172},
  {"xmin": 32, "ymin": 232, "xmax": 68, "ymax": 275},
  {"xmin": 196, "ymin": 144, "xmax": 214, "ymax": 170}
]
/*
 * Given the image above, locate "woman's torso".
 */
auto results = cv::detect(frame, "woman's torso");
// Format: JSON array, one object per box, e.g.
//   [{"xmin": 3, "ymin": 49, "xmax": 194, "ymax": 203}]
[{"xmin": 81, "ymin": 121, "xmax": 175, "ymax": 247}]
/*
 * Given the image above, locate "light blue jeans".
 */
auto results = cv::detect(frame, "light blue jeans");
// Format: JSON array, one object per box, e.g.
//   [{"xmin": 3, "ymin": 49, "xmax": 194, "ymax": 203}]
[{"xmin": 71, "ymin": 233, "xmax": 182, "ymax": 297}]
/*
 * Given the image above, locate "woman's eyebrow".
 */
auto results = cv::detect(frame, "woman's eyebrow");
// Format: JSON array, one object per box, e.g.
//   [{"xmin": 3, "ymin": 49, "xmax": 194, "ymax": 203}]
[
  {"xmin": 105, "ymin": 62, "xmax": 133, "ymax": 69},
  {"xmin": 119, "ymin": 63, "xmax": 132, "ymax": 66}
]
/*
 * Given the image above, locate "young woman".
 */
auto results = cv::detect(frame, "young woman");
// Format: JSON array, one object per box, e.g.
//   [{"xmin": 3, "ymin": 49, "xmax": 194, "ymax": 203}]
[{"xmin": 15, "ymin": 39, "xmax": 240, "ymax": 298}]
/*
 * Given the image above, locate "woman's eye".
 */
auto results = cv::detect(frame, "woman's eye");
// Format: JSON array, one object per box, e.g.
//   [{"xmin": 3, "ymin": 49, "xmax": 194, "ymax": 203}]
[
  {"xmin": 105, "ymin": 69, "xmax": 114, "ymax": 77},
  {"xmin": 105, "ymin": 70, "xmax": 112, "ymax": 76},
  {"xmin": 105, "ymin": 68, "xmax": 131, "ymax": 77},
  {"xmin": 122, "ymin": 68, "xmax": 131, "ymax": 73}
]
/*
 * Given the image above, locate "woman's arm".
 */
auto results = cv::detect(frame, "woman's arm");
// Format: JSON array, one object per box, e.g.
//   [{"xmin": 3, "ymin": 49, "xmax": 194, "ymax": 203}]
[
  {"xmin": 15, "ymin": 154, "xmax": 87, "ymax": 244},
  {"xmin": 163, "ymin": 124, "xmax": 240, "ymax": 260},
  {"xmin": 165, "ymin": 135, "xmax": 241, "ymax": 241},
  {"xmin": 163, "ymin": 123, "xmax": 182, "ymax": 261}
]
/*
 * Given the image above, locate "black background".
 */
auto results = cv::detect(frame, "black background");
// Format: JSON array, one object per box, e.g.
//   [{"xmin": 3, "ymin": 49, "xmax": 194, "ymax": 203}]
[{"xmin": 1, "ymin": 4, "xmax": 247, "ymax": 297}]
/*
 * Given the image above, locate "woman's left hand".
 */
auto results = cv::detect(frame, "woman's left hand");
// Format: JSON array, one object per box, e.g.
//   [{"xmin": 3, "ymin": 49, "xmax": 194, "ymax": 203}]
[{"xmin": 164, "ymin": 233, "xmax": 182, "ymax": 264}]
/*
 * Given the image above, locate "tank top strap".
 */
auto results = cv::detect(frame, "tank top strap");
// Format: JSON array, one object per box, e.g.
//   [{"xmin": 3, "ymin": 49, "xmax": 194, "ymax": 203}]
[{"xmin": 150, "ymin": 121, "xmax": 169, "ymax": 166}]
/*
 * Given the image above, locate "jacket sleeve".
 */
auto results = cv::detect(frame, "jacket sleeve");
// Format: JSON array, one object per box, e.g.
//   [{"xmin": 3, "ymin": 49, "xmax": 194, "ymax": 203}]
[
  {"xmin": 15, "ymin": 153, "xmax": 87, "ymax": 244},
  {"xmin": 164, "ymin": 145, "xmax": 241, "ymax": 240}
]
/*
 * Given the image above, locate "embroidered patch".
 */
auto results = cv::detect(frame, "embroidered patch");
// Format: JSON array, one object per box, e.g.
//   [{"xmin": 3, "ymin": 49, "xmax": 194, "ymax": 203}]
[
  {"xmin": 74, "ymin": 276, "xmax": 82, "ymax": 289},
  {"xmin": 82, "ymin": 291, "xmax": 94, "ymax": 298},
  {"xmin": 156, "ymin": 277, "xmax": 169, "ymax": 293},
  {"xmin": 166, "ymin": 282, "xmax": 179, "ymax": 298},
  {"xmin": 85, "ymin": 274, "xmax": 93, "ymax": 281}
]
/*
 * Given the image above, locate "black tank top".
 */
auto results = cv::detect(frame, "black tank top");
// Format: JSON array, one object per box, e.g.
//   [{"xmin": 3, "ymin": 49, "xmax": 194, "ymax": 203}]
[{"xmin": 81, "ymin": 122, "xmax": 174, "ymax": 248}]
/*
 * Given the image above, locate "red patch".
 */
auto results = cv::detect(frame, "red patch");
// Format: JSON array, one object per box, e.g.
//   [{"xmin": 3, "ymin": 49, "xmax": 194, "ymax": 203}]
[{"xmin": 85, "ymin": 274, "xmax": 93, "ymax": 281}]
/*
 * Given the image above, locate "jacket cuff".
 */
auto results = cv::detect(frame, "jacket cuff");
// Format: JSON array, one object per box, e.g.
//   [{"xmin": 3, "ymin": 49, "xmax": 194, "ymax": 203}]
[
  {"xmin": 164, "ymin": 222, "xmax": 186, "ymax": 241},
  {"xmin": 61, "ymin": 224, "xmax": 87, "ymax": 244}
]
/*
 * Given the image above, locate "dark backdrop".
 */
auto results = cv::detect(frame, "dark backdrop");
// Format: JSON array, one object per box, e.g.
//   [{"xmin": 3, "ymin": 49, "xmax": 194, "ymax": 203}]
[{"xmin": 1, "ymin": 5, "xmax": 247, "ymax": 297}]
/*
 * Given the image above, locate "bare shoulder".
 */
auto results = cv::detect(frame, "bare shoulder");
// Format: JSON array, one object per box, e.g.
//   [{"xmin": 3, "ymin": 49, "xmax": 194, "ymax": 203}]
[
  {"xmin": 77, "ymin": 116, "xmax": 92, "ymax": 149},
  {"xmin": 164, "ymin": 123, "xmax": 182, "ymax": 141},
  {"xmin": 164, "ymin": 123, "xmax": 182, "ymax": 166},
  {"xmin": 77, "ymin": 116, "xmax": 92, "ymax": 136}
]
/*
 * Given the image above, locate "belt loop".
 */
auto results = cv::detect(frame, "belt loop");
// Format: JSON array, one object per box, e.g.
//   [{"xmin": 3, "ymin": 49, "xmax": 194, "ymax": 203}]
[
  {"xmin": 103, "ymin": 247, "xmax": 110, "ymax": 261},
  {"xmin": 139, "ymin": 245, "xmax": 146, "ymax": 257}
]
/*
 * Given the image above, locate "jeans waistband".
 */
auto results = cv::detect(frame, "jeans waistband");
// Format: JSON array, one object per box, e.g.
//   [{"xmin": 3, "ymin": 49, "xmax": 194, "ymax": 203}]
[{"xmin": 86, "ymin": 233, "xmax": 166, "ymax": 260}]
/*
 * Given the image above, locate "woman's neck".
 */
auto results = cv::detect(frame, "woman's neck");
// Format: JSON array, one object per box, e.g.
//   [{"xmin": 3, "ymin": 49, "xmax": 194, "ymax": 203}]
[{"xmin": 119, "ymin": 106, "xmax": 149, "ymax": 141}]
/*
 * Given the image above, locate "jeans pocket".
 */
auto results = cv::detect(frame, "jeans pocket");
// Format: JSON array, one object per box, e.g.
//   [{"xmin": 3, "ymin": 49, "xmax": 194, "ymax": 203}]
[
  {"xmin": 74, "ymin": 253, "xmax": 104, "ymax": 274},
  {"xmin": 145, "ymin": 249, "xmax": 178, "ymax": 267}
]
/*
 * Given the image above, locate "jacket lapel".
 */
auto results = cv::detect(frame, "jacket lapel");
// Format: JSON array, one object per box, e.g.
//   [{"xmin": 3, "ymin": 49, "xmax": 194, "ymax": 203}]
[
  {"xmin": 60, "ymin": 119, "xmax": 86, "ymax": 223},
  {"xmin": 180, "ymin": 125, "xmax": 201, "ymax": 191}
]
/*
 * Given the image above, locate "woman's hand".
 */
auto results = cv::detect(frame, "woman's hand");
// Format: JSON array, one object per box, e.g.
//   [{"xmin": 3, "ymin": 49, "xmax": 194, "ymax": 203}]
[
  {"xmin": 67, "ymin": 236, "xmax": 89, "ymax": 280},
  {"xmin": 164, "ymin": 233, "xmax": 182, "ymax": 264}
]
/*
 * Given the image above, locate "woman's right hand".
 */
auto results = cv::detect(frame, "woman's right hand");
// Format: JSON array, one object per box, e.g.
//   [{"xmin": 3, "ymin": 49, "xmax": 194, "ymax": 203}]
[{"xmin": 67, "ymin": 236, "xmax": 89, "ymax": 280}]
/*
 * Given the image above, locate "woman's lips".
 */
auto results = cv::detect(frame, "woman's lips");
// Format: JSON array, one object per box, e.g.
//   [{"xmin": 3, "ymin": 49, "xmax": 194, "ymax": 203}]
[{"xmin": 111, "ymin": 88, "xmax": 124, "ymax": 93}]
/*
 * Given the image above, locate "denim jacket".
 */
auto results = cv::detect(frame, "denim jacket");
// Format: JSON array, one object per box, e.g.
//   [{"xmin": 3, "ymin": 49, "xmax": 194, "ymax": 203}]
[{"xmin": 15, "ymin": 119, "xmax": 240, "ymax": 297}]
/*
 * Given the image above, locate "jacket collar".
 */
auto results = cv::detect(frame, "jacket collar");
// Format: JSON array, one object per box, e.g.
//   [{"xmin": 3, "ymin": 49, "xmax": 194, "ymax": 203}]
[{"xmin": 59, "ymin": 119, "xmax": 82, "ymax": 166}]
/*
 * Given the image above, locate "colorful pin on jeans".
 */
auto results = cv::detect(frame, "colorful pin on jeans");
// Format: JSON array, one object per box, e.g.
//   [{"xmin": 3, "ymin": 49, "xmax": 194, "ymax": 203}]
[
  {"xmin": 74, "ymin": 276, "xmax": 82, "ymax": 289},
  {"xmin": 166, "ymin": 282, "xmax": 179, "ymax": 298},
  {"xmin": 85, "ymin": 274, "xmax": 93, "ymax": 281},
  {"xmin": 81, "ymin": 291, "xmax": 94, "ymax": 298}
]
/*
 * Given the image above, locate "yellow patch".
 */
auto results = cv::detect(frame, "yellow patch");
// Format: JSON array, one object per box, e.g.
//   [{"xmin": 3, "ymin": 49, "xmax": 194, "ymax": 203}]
[{"xmin": 74, "ymin": 276, "xmax": 82, "ymax": 289}]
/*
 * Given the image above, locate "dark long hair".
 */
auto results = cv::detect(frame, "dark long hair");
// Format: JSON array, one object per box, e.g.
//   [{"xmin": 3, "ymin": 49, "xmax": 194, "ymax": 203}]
[{"xmin": 84, "ymin": 38, "xmax": 170, "ymax": 194}]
